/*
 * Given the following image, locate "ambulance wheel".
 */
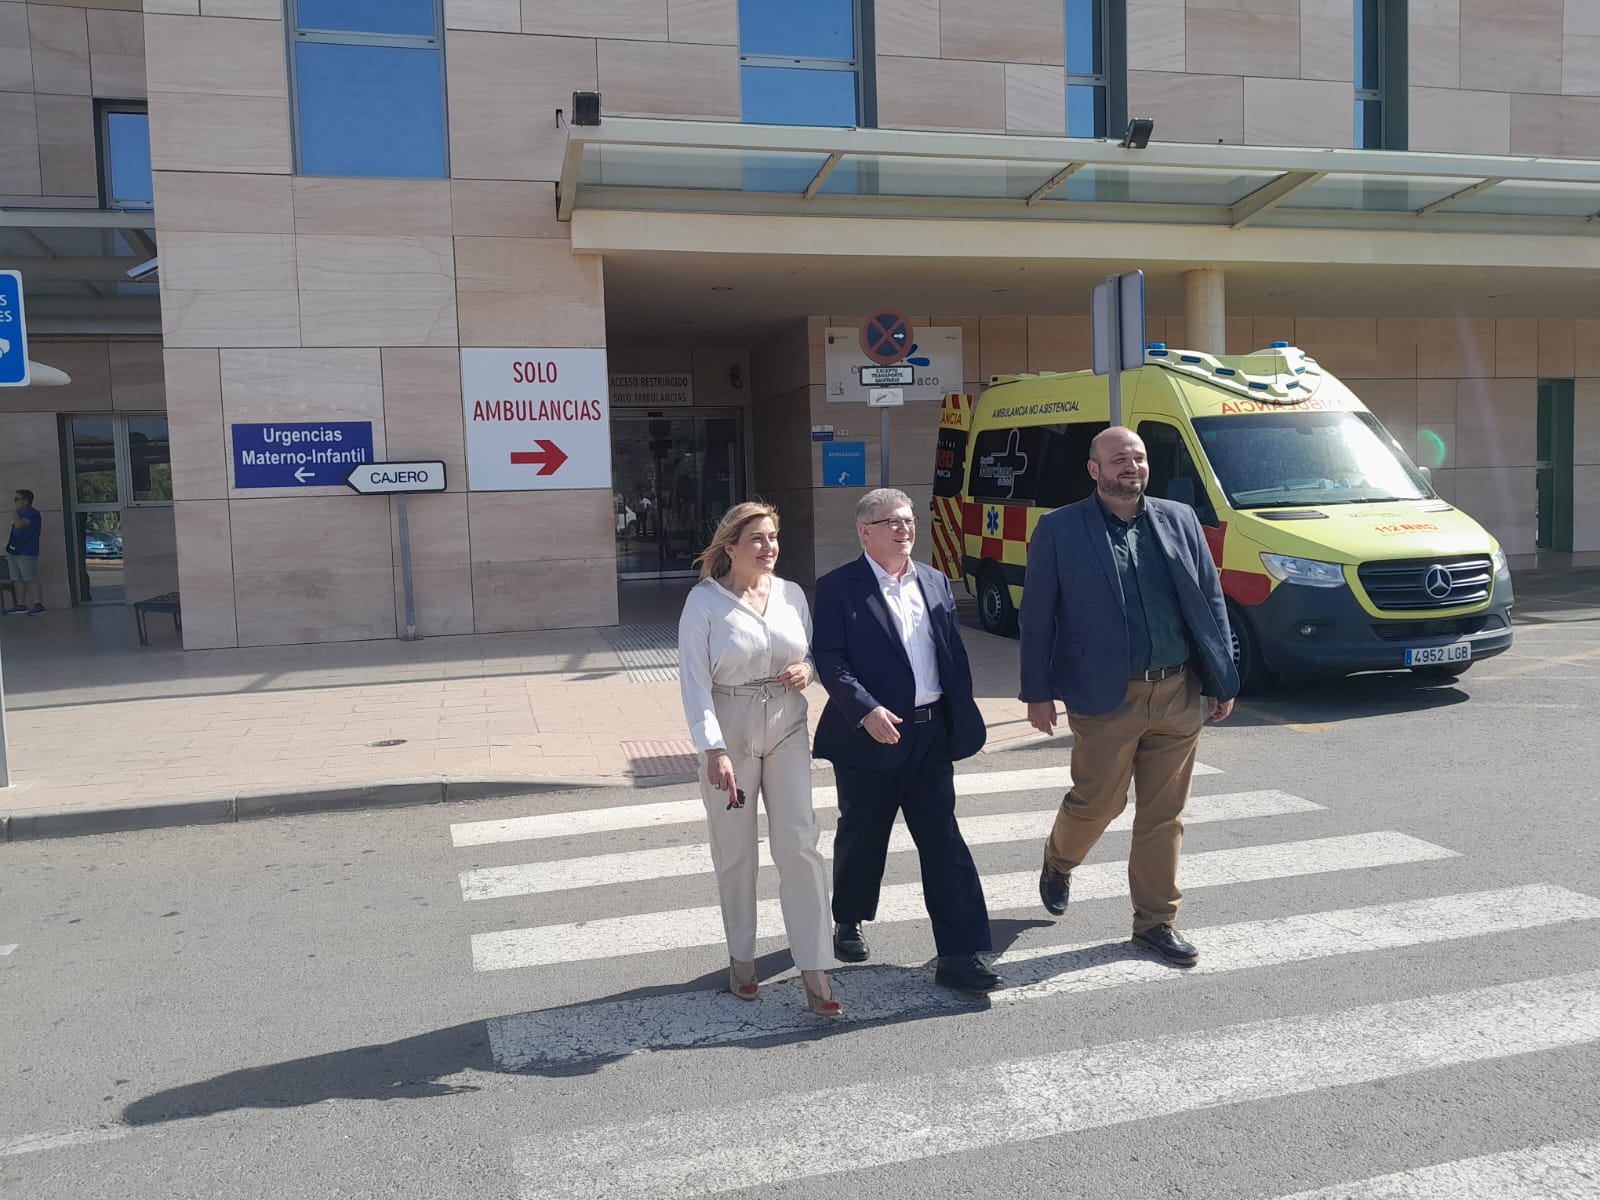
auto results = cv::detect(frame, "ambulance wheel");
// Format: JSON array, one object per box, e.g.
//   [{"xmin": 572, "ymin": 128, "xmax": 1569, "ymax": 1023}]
[
  {"xmin": 1227, "ymin": 601, "xmax": 1273, "ymax": 693},
  {"xmin": 977, "ymin": 566, "xmax": 1018, "ymax": 638}
]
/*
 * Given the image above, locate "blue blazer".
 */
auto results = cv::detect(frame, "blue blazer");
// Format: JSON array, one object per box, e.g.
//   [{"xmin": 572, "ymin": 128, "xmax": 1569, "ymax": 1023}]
[
  {"xmin": 1019, "ymin": 496, "xmax": 1240, "ymax": 716},
  {"xmin": 813, "ymin": 555, "xmax": 987, "ymax": 769}
]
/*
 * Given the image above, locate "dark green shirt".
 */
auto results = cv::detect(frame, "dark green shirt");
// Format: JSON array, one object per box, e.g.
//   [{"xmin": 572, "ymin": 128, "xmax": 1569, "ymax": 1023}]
[{"xmin": 1097, "ymin": 495, "xmax": 1191, "ymax": 674}]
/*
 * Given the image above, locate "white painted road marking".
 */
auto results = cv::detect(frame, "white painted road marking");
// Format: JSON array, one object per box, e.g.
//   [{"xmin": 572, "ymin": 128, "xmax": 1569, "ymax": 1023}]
[
  {"xmin": 510, "ymin": 969, "xmax": 1600, "ymax": 1199},
  {"xmin": 471, "ymin": 831, "xmax": 1457, "ymax": 971},
  {"xmin": 1272, "ymin": 1136, "xmax": 1600, "ymax": 1198},
  {"xmin": 0, "ymin": 944, "xmax": 16, "ymax": 956},
  {"xmin": 485, "ymin": 883, "xmax": 1600, "ymax": 1068},
  {"xmin": 461, "ymin": 789, "xmax": 1318, "ymax": 901},
  {"xmin": 0, "ymin": 1126, "xmax": 130, "ymax": 1158},
  {"xmin": 449, "ymin": 762, "xmax": 1225, "ymax": 847}
]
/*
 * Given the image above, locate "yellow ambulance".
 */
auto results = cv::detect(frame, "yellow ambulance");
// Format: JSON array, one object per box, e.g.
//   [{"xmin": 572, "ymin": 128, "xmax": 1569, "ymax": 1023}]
[{"xmin": 929, "ymin": 343, "xmax": 1515, "ymax": 688}]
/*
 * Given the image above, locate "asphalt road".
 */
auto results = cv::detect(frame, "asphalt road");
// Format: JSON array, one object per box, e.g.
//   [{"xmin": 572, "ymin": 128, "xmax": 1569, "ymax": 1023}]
[{"xmin": 4, "ymin": 576, "xmax": 1599, "ymax": 1199}]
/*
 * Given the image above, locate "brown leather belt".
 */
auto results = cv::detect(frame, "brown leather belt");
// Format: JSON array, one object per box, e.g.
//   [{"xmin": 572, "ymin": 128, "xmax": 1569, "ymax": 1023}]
[{"xmin": 1131, "ymin": 664, "xmax": 1185, "ymax": 682}]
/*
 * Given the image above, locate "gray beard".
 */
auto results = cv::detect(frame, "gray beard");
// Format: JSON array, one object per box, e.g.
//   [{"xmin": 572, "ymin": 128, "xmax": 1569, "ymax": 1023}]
[{"xmin": 1098, "ymin": 478, "xmax": 1146, "ymax": 501}]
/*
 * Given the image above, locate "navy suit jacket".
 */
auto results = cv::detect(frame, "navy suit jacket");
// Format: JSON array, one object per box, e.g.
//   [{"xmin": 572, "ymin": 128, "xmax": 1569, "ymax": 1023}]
[
  {"xmin": 1019, "ymin": 495, "xmax": 1240, "ymax": 716},
  {"xmin": 813, "ymin": 555, "xmax": 987, "ymax": 770}
]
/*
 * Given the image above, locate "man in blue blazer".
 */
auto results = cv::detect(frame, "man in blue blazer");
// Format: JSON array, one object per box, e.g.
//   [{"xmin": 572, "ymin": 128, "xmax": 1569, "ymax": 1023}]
[
  {"xmin": 1020, "ymin": 427, "xmax": 1239, "ymax": 967},
  {"xmin": 813, "ymin": 488, "xmax": 999, "ymax": 992}
]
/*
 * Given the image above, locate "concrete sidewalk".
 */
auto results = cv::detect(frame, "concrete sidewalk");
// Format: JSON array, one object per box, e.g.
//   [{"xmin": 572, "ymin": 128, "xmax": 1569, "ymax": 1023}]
[
  {"xmin": 6, "ymin": 565, "xmax": 1596, "ymax": 841},
  {"xmin": 0, "ymin": 591, "xmax": 1040, "ymax": 840}
]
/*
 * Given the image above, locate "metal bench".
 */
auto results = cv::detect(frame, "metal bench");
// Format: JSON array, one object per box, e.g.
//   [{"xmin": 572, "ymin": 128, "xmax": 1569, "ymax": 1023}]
[{"xmin": 134, "ymin": 591, "xmax": 182, "ymax": 646}]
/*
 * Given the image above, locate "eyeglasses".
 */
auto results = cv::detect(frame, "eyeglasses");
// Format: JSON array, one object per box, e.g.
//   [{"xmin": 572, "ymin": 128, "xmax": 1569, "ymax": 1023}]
[{"xmin": 865, "ymin": 517, "xmax": 916, "ymax": 531}]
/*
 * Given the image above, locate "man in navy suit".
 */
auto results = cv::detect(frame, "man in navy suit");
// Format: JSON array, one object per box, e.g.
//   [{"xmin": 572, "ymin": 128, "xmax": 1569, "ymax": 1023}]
[
  {"xmin": 1020, "ymin": 427, "xmax": 1239, "ymax": 967},
  {"xmin": 813, "ymin": 488, "xmax": 999, "ymax": 992}
]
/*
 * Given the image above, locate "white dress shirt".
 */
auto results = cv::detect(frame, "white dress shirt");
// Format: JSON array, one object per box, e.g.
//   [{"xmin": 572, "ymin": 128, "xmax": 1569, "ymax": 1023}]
[
  {"xmin": 867, "ymin": 555, "xmax": 943, "ymax": 707},
  {"xmin": 677, "ymin": 575, "xmax": 814, "ymax": 752}
]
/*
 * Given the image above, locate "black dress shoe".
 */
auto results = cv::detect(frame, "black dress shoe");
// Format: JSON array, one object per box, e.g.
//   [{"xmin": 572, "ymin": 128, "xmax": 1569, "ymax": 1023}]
[
  {"xmin": 1132, "ymin": 925, "xmax": 1199, "ymax": 966},
  {"xmin": 833, "ymin": 921, "xmax": 868, "ymax": 963},
  {"xmin": 1040, "ymin": 859, "xmax": 1071, "ymax": 916},
  {"xmin": 934, "ymin": 954, "xmax": 1001, "ymax": 992}
]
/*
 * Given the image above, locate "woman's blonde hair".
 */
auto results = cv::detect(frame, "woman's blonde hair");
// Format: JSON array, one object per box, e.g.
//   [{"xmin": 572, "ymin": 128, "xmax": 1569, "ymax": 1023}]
[{"xmin": 694, "ymin": 501, "xmax": 780, "ymax": 582}]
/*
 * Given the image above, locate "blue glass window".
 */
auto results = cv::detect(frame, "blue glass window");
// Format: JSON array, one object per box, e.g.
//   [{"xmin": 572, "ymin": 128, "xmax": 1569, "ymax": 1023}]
[
  {"xmin": 289, "ymin": 0, "xmax": 447, "ymax": 178},
  {"xmin": 296, "ymin": 0, "xmax": 436, "ymax": 37},
  {"xmin": 1065, "ymin": 0, "xmax": 1104, "ymax": 76},
  {"xmin": 739, "ymin": 0, "xmax": 854, "ymax": 59},
  {"xmin": 1065, "ymin": 0, "xmax": 1110, "ymax": 137},
  {"xmin": 738, "ymin": 0, "xmax": 862, "ymax": 127},
  {"xmin": 295, "ymin": 44, "xmax": 447, "ymax": 178},
  {"xmin": 741, "ymin": 67, "xmax": 858, "ymax": 126},
  {"xmin": 101, "ymin": 107, "xmax": 153, "ymax": 209},
  {"xmin": 1067, "ymin": 83, "xmax": 1106, "ymax": 139},
  {"xmin": 1354, "ymin": 0, "xmax": 1381, "ymax": 91}
]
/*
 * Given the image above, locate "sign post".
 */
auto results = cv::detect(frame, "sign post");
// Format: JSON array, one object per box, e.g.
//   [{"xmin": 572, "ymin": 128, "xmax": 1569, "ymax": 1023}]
[
  {"xmin": 0, "ymin": 268, "xmax": 23, "ymax": 784},
  {"xmin": 0, "ymin": 269, "xmax": 30, "ymax": 389},
  {"xmin": 860, "ymin": 310, "xmax": 914, "ymax": 488},
  {"xmin": 1092, "ymin": 269, "xmax": 1146, "ymax": 426},
  {"xmin": 345, "ymin": 461, "xmax": 448, "ymax": 641},
  {"xmin": 0, "ymin": 636, "xmax": 10, "ymax": 788}
]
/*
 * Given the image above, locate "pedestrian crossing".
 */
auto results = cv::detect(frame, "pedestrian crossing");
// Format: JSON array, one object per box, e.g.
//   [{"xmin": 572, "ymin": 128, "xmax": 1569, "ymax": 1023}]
[
  {"xmin": 447, "ymin": 756, "xmax": 1600, "ymax": 1199},
  {"xmin": 509, "ymin": 971, "xmax": 1600, "ymax": 1199},
  {"xmin": 459, "ymin": 789, "xmax": 1316, "ymax": 901}
]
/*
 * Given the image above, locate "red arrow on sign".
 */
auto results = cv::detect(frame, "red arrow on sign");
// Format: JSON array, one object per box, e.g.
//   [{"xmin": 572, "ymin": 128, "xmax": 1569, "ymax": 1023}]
[{"xmin": 510, "ymin": 440, "xmax": 568, "ymax": 476}]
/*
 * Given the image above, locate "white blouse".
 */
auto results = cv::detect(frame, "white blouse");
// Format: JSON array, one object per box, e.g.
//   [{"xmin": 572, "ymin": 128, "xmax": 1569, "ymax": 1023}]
[{"xmin": 677, "ymin": 575, "xmax": 814, "ymax": 752}]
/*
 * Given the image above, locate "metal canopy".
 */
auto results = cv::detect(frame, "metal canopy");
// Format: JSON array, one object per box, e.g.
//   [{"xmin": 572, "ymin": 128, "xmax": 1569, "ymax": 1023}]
[
  {"xmin": 557, "ymin": 118, "xmax": 1600, "ymax": 237},
  {"xmin": 0, "ymin": 208, "xmax": 160, "ymax": 335}
]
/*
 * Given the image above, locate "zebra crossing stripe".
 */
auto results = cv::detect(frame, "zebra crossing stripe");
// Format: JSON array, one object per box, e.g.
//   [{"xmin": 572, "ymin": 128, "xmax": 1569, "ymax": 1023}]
[
  {"xmin": 1270, "ymin": 1136, "xmax": 1600, "ymax": 1198},
  {"xmin": 487, "ymin": 883, "xmax": 1600, "ymax": 1070},
  {"xmin": 471, "ymin": 831, "xmax": 1456, "ymax": 971},
  {"xmin": 0, "ymin": 1127, "xmax": 130, "ymax": 1159},
  {"xmin": 449, "ymin": 762, "xmax": 1223, "ymax": 848},
  {"xmin": 461, "ymin": 790, "xmax": 1320, "ymax": 901},
  {"xmin": 510, "ymin": 969, "xmax": 1600, "ymax": 1199},
  {"xmin": 488, "ymin": 883, "xmax": 1600, "ymax": 1069}
]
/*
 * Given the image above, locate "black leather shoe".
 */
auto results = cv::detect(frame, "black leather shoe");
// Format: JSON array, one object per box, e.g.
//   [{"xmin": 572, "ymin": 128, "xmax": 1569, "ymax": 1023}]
[
  {"xmin": 833, "ymin": 921, "xmax": 868, "ymax": 963},
  {"xmin": 1040, "ymin": 859, "xmax": 1071, "ymax": 916},
  {"xmin": 934, "ymin": 954, "xmax": 1001, "ymax": 992},
  {"xmin": 1132, "ymin": 925, "xmax": 1199, "ymax": 967}
]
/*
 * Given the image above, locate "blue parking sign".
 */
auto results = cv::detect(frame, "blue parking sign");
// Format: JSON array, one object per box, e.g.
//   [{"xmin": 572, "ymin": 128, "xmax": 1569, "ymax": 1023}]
[
  {"xmin": 0, "ymin": 270, "xmax": 29, "ymax": 388},
  {"xmin": 822, "ymin": 441, "xmax": 867, "ymax": 488}
]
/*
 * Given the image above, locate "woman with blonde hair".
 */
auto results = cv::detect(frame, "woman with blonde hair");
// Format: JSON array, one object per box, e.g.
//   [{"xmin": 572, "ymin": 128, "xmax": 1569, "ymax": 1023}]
[{"xmin": 677, "ymin": 501, "xmax": 842, "ymax": 1016}]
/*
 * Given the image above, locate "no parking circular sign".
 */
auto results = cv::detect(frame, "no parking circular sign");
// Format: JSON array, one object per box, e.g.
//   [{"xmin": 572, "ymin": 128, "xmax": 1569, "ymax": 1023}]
[{"xmin": 859, "ymin": 309, "xmax": 914, "ymax": 365}]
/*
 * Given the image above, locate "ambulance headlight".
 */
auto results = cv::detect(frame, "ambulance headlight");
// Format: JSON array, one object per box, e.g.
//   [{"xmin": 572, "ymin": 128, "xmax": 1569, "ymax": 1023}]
[
  {"xmin": 1492, "ymin": 547, "xmax": 1509, "ymax": 576},
  {"xmin": 1261, "ymin": 553, "xmax": 1347, "ymax": 588}
]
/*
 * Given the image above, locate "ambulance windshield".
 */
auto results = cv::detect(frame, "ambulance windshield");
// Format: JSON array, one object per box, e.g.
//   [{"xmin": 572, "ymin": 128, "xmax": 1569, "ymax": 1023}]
[{"xmin": 1191, "ymin": 411, "xmax": 1431, "ymax": 508}]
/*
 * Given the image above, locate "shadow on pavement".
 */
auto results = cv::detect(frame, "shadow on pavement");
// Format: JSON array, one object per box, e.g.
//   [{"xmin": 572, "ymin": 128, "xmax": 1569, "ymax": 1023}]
[
  {"xmin": 122, "ymin": 920, "xmax": 1068, "ymax": 1123},
  {"xmin": 1227, "ymin": 671, "xmax": 1471, "ymax": 728}
]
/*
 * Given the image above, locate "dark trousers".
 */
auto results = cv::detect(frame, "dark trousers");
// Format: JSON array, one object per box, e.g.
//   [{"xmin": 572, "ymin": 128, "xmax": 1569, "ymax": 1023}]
[{"xmin": 830, "ymin": 711, "xmax": 993, "ymax": 956}]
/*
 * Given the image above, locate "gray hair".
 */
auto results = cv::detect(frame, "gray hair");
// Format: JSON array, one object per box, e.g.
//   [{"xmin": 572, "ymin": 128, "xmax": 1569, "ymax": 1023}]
[{"xmin": 855, "ymin": 488, "xmax": 913, "ymax": 525}]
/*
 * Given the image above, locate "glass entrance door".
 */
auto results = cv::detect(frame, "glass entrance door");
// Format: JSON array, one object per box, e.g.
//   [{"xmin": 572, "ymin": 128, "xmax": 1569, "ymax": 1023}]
[
  {"xmin": 611, "ymin": 410, "xmax": 744, "ymax": 578},
  {"xmin": 63, "ymin": 413, "xmax": 172, "ymax": 604}
]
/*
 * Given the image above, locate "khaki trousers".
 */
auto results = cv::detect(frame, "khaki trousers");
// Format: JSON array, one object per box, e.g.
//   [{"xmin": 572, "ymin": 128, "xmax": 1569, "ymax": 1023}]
[
  {"xmin": 698, "ymin": 688, "xmax": 836, "ymax": 970},
  {"xmin": 1044, "ymin": 668, "xmax": 1206, "ymax": 935}
]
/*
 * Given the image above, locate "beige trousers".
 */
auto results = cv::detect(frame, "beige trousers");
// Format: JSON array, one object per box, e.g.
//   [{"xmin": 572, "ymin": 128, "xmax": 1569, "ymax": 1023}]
[
  {"xmin": 1044, "ymin": 668, "xmax": 1206, "ymax": 935},
  {"xmin": 699, "ymin": 688, "xmax": 836, "ymax": 970}
]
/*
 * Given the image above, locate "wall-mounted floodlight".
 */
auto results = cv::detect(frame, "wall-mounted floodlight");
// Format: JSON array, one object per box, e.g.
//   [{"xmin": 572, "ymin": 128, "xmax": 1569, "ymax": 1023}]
[
  {"xmin": 572, "ymin": 91, "xmax": 602, "ymax": 127},
  {"xmin": 1119, "ymin": 117, "xmax": 1155, "ymax": 149}
]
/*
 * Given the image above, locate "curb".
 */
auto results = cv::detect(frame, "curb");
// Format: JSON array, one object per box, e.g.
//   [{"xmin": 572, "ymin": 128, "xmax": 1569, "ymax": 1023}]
[
  {"xmin": 0, "ymin": 734, "xmax": 1034, "ymax": 845},
  {"xmin": 0, "ymin": 773, "xmax": 641, "ymax": 843}
]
